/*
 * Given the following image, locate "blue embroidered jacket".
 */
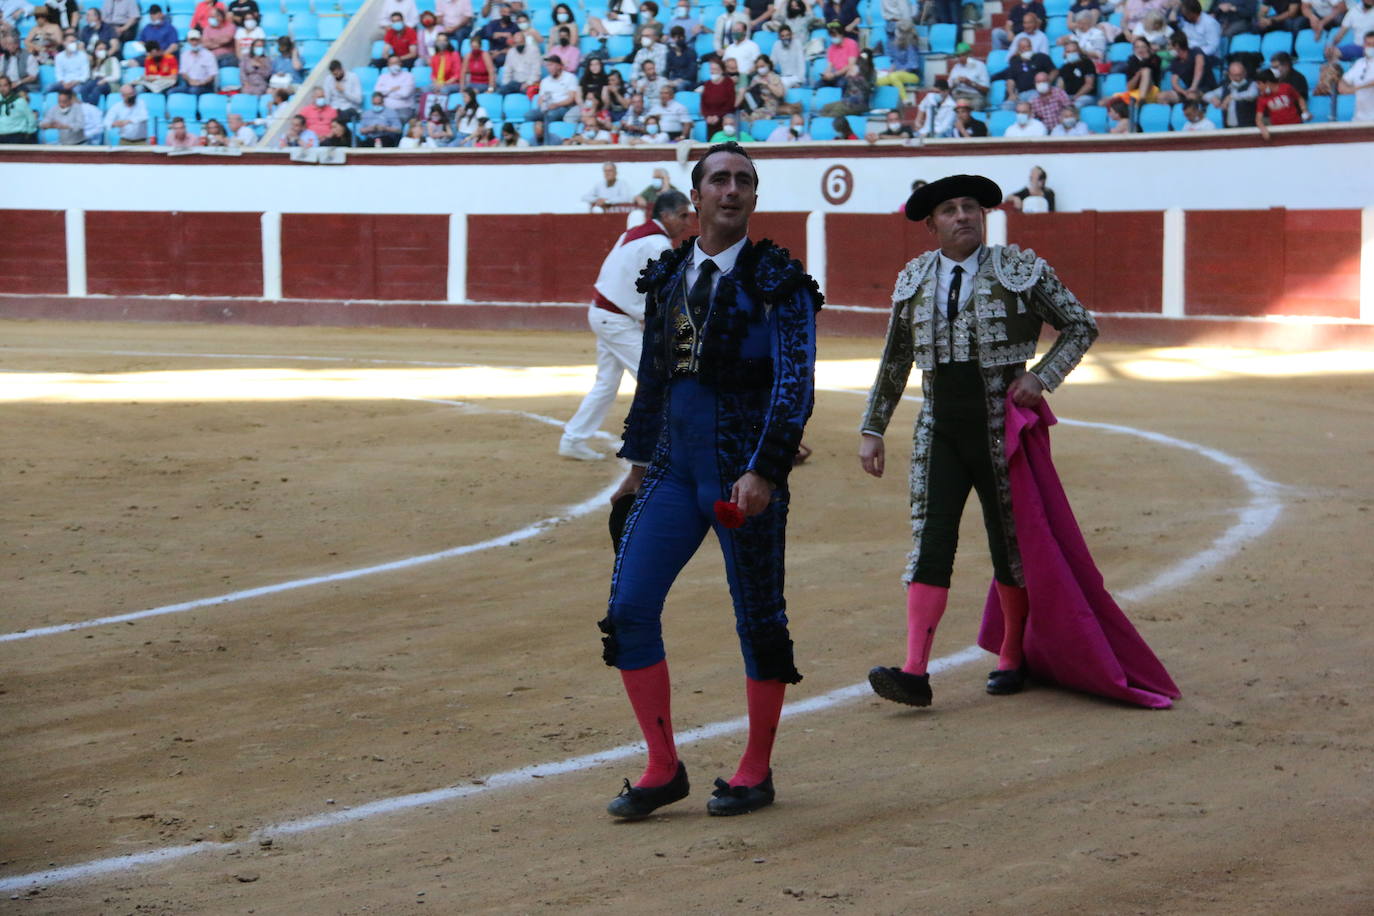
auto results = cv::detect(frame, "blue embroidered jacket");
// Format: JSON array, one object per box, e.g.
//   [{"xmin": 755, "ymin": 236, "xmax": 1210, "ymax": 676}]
[{"xmin": 618, "ymin": 237, "xmax": 823, "ymax": 489}]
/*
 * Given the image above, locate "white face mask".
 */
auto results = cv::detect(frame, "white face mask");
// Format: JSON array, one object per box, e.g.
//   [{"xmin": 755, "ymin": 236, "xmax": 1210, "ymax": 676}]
[
  {"xmin": 389, "ymin": 64, "xmax": 401, "ymax": 73},
  {"xmin": 887, "ymin": 119, "xmax": 899, "ymax": 129},
  {"xmin": 675, "ymin": 5, "xmax": 687, "ymax": 15},
  {"xmin": 1065, "ymin": 51, "xmax": 1079, "ymax": 62},
  {"xmin": 1062, "ymin": 116, "xmax": 1077, "ymax": 128},
  {"xmin": 1035, "ymin": 82, "xmax": 1049, "ymax": 94},
  {"xmin": 65, "ymin": 41, "xmax": 77, "ymax": 51},
  {"xmin": 314, "ymin": 97, "xmax": 325, "ymax": 106},
  {"xmin": 642, "ymin": 36, "xmax": 653, "ymax": 47},
  {"xmin": 252, "ymin": 46, "xmax": 264, "ymax": 55},
  {"xmin": 245, "ymin": 19, "xmax": 257, "ymax": 28},
  {"xmin": 1019, "ymin": 50, "xmax": 1032, "ymax": 60},
  {"xmin": 757, "ymin": 65, "xmax": 769, "ymax": 74},
  {"xmin": 653, "ymin": 177, "xmax": 664, "ymax": 188},
  {"xmin": 1366, "ymin": 46, "xmax": 1374, "ymax": 58},
  {"xmin": 556, "ymin": 11, "xmax": 568, "ymax": 21},
  {"xmin": 1015, "ymin": 112, "xmax": 1030, "ymax": 125},
  {"xmin": 208, "ymin": 17, "xmax": 219, "ymax": 26},
  {"xmin": 96, "ymin": 48, "xmax": 107, "ymax": 58},
  {"xmin": 723, "ymin": 124, "xmax": 737, "ymax": 135}
]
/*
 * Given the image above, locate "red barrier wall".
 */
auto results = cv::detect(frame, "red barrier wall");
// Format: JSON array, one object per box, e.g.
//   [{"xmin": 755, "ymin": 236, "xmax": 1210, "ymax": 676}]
[
  {"xmin": 824, "ymin": 214, "xmax": 928, "ymax": 308},
  {"xmin": 1006, "ymin": 211, "xmax": 1163, "ymax": 314},
  {"xmin": 1186, "ymin": 209, "xmax": 1361, "ymax": 319},
  {"xmin": 0, "ymin": 210, "xmax": 66, "ymax": 295},
  {"xmin": 86, "ymin": 211, "xmax": 263, "ymax": 297},
  {"xmin": 281, "ymin": 214, "xmax": 448, "ymax": 301}
]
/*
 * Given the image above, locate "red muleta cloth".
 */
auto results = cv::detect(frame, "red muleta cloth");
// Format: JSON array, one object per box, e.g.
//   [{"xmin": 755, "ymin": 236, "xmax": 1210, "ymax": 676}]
[{"xmin": 977, "ymin": 395, "xmax": 1182, "ymax": 709}]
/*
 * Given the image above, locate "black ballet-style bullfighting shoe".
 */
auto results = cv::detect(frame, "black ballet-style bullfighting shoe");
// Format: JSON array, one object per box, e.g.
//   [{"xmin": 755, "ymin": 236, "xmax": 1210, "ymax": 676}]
[
  {"xmin": 606, "ymin": 761, "xmax": 690, "ymax": 819},
  {"xmin": 986, "ymin": 667, "xmax": 1027, "ymax": 695},
  {"xmin": 867, "ymin": 665, "xmax": 933, "ymax": 707},
  {"xmin": 706, "ymin": 772, "xmax": 775, "ymax": 817}
]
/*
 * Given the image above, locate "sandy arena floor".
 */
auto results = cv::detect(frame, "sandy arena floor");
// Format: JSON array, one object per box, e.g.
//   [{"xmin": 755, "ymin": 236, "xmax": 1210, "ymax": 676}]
[{"xmin": 1, "ymin": 319, "xmax": 1372, "ymax": 915}]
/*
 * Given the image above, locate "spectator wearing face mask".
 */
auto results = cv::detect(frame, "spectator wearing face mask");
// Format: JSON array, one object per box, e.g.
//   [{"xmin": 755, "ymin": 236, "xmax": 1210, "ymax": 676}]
[
  {"xmin": 547, "ymin": 25, "xmax": 581, "ymax": 70},
  {"xmin": 709, "ymin": 110, "xmax": 755, "ymax": 141},
  {"xmin": 1055, "ymin": 40, "xmax": 1096, "ymax": 109},
  {"xmin": 201, "ymin": 11, "xmax": 238, "ymax": 66},
  {"xmin": 324, "ymin": 60, "xmax": 362, "ymax": 122},
  {"xmin": 618, "ymin": 91, "xmax": 649, "ymax": 135},
  {"xmin": 712, "ymin": 0, "xmax": 751, "ymax": 55},
  {"xmin": 427, "ymin": 31, "xmax": 463, "ymax": 100},
  {"xmin": 819, "ymin": 22, "xmax": 859, "ymax": 87},
  {"xmin": 1178, "ymin": 98, "xmax": 1216, "ymax": 130},
  {"xmin": 277, "ymin": 113, "xmax": 319, "ymax": 148},
  {"xmin": 79, "ymin": 9, "xmax": 116, "ymax": 52},
  {"xmin": 867, "ymin": 109, "xmax": 913, "ymax": 142},
  {"xmin": 915, "ymin": 76, "xmax": 956, "ymax": 136},
  {"xmin": 227, "ymin": 0, "xmax": 260, "ymax": 27},
  {"xmin": 226, "ymin": 111, "xmax": 257, "ymax": 145},
  {"xmin": 744, "ymin": 54, "xmax": 789, "ymax": 120},
  {"xmin": 80, "ymin": 41, "xmax": 120, "ymax": 104},
  {"xmin": 359, "ymin": 91, "xmax": 405, "ymax": 146},
  {"xmin": 478, "ymin": 2, "xmax": 517, "ymax": 64},
  {"xmin": 1254, "ymin": 67, "xmax": 1307, "ymax": 139},
  {"xmin": 633, "ymin": 1, "xmax": 662, "ymax": 45},
  {"xmin": 991, "ymin": 0, "xmax": 1046, "ymax": 49},
  {"xmin": 165, "ymin": 115, "xmax": 200, "ymax": 148},
  {"xmin": 634, "ymin": 167, "xmax": 678, "ymax": 207},
  {"xmin": 104, "ymin": 82, "xmax": 149, "ymax": 143},
  {"xmin": 450, "ymin": 87, "xmax": 487, "ymax": 139},
  {"xmin": 416, "ymin": 11, "xmax": 444, "ymax": 62},
  {"xmin": 667, "ymin": 1, "xmax": 703, "ymax": 37},
  {"xmin": 139, "ymin": 6, "xmax": 181, "ymax": 59},
  {"xmin": 40, "ymin": 87, "xmax": 85, "ymax": 143},
  {"xmin": 699, "ymin": 59, "xmax": 736, "ymax": 135},
  {"xmin": 1049, "ymin": 105, "xmax": 1090, "ymax": 134},
  {"xmin": 586, "ymin": 0, "xmax": 635, "ymax": 37},
  {"xmin": 721, "ymin": 21, "xmax": 760, "ymax": 73},
  {"xmin": 766, "ymin": 111, "xmax": 810, "ymax": 141},
  {"xmin": 239, "ymin": 38, "xmax": 271, "ymax": 93},
  {"xmin": 951, "ymin": 98, "xmax": 988, "ymax": 136},
  {"xmin": 179, "ymin": 30, "xmax": 218, "ymax": 94},
  {"xmin": 436, "ymin": 0, "xmax": 475, "ymax": 44},
  {"xmin": 302, "ymin": 86, "xmax": 338, "ymax": 136},
  {"xmin": 377, "ymin": 0, "xmax": 420, "ymax": 30},
  {"xmin": 632, "ymin": 25, "xmax": 668, "ymax": 79},
  {"xmin": 44, "ymin": 34, "xmax": 89, "ymax": 93},
  {"xmin": 663, "ymin": 25, "xmax": 698, "ymax": 90},
  {"xmin": 1339, "ymin": 31, "xmax": 1374, "ymax": 121},
  {"xmin": 1027, "ymin": 70, "xmax": 1072, "ymax": 126},
  {"xmin": 376, "ymin": 53, "xmax": 418, "ymax": 121},
  {"xmin": 648, "ymin": 83, "xmax": 690, "ymax": 137},
  {"xmin": 377, "ymin": 12, "xmax": 419, "ymax": 68},
  {"xmin": 234, "ymin": 14, "xmax": 264, "ymax": 59},
  {"xmin": 270, "ymin": 36, "xmax": 304, "ymax": 89},
  {"xmin": 1202, "ymin": 60, "xmax": 1259, "ymax": 126},
  {"xmin": 818, "ymin": 48, "xmax": 873, "ymax": 114},
  {"xmin": 992, "ymin": 34, "xmax": 1054, "ymax": 107},
  {"xmin": 137, "ymin": 41, "xmax": 179, "ymax": 93},
  {"xmin": 190, "ymin": 0, "xmax": 229, "ymax": 33},
  {"xmin": 461, "ymin": 35, "xmax": 495, "ymax": 90},
  {"xmin": 1002, "ymin": 99, "xmax": 1048, "ymax": 136},
  {"xmin": 767, "ymin": 24, "xmax": 805, "ymax": 89}
]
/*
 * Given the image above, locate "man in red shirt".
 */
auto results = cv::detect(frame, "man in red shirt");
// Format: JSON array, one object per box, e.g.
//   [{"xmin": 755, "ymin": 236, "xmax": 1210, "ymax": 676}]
[
  {"xmin": 1255, "ymin": 67, "xmax": 1307, "ymax": 139},
  {"xmin": 137, "ymin": 40, "xmax": 180, "ymax": 93},
  {"xmin": 302, "ymin": 86, "xmax": 338, "ymax": 136},
  {"xmin": 380, "ymin": 11, "xmax": 419, "ymax": 68},
  {"xmin": 190, "ymin": 0, "xmax": 230, "ymax": 31}
]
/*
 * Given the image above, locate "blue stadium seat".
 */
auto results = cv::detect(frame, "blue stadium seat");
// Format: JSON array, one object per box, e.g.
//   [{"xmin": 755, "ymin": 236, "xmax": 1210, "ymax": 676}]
[
  {"xmin": 412, "ymin": 64, "xmax": 432, "ymax": 89},
  {"xmin": 1260, "ymin": 30, "xmax": 1293, "ymax": 59},
  {"xmin": 812, "ymin": 86, "xmax": 841, "ymax": 107},
  {"xmin": 530, "ymin": 9, "xmax": 553, "ymax": 33},
  {"xmin": 355, "ymin": 65, "xmax": 380, "ymax": 96},
  {"xmin": 477, "ymin": 91, "xmax": 502, "ymax": 115},
  {"xmin": 691, "ymin": 119, "xmax": 707, "ymax": 140},
  {"xmin": 124, "ymin": 65, "xmax": 145, "ymax": 81},
  {"xmin": 219, "ymin": 66, "xmax": 242, "ymax": 89},
  {"xmin": 1336, "ymin": 94, "xmax": 1354, "ymax": 120},
  {"xmin": 121, "ymin": 40, "xmax": 145, "ymax": 60},
  {"xmin": 698, "ymin": 60, "xmax": 713, "ymax": 82},
  {"xmin": 301, "ymin": 39, "xmax": 331, "ymax": 67},
  {"xmin": 1044, "ymin": 0, "xmax": 1070, "ymax": 15},
  {"xmin": 171, "ymin": 13, "xmax": 192, "ymax": 32},
  {"xmin": 229, "ymin": 93, "xmax": 259, "ymax": 118},
  {"xmin": 872, "ymin": 85, "xmax": 901, "ymax": 109},
  {"xmin": 1049, "ymin": 45, "xmax": 1065, "ymax": 67},
  {"xmin": 808, "ymin": 116, "xmax": 835, "ymax": 139},
  {"xmin": 580, "ymin": 35, "xmax": 601, "ymax": 55},
  {"xmin": 502, "ymin": 92, "xmax": 531, "ymax": 119},
  {"xmin": 1100, "ymin": 72, "xmax": 1126, "ymax": 97},
  {"xmin": 988, "ymin": 80, "xmax": 1007, "ymax": 107},
  {"xmin": 986, "ymin": 49, "xmax": 1008, "ymax": 73},
  {"xmin": 611, "ymin": 62, "xmax": 632, "ymax": 81},
  {"xmin": 167, "ymin": 92, "xmax": 198, "ymax": 120},
  {"xmin": 547, "ymin": 120, "xmax": 575, "ymax": 140},
  {"xmin": 198, "ymin": 93, "xmax": 228, "ymax": 120},
  {"xmin": 259, "ymin": 94, "xmax": 274, "ymax": 116},
  {"xmin": 1228, "ymin": 33, "xmax": 1261, "ymax": 55},
  {"xmin": 291, "ymin": 14, "xmax": 320, "ymax": 40},
  {"xmin": 318, "ymin": 16, "xmax": 344, "ymax": 40},
  {"xmin": 844, "ymin": 114, "xmax": 867, "ymax": 136},
  {"xmin": 518, "ymin": 120, "xmax": 536, "ymax": 142},
  {"xmin": 928, "ymin": 23, "xmax": 957, "ymax": 55},
  {"xmin": 1046, "ymin": 15, "xmax": 1068, "ymax": 42},
  {"xmin": 140, "ymin": 92, "xmax": 167, "ymax": 120},
  {"xmin": 755, "ymin": 31, "xmax": 776, "ymax": 55},
  {"xmin": 989, "ymin": 109, "xmax": 1015, "ymax": 134},
  {"xmin": 1107, "ymin": 42, "xmax": 1132, "ymax": 63},
  {"xmin": 371, "ymin": 39, "xmax": 387, "ymax": 60},
  {"xmin": 750, "ymin": 117, "xmax": 777, "ymax": 137},
  {"xmin": 1079, "ymin": 103, "xmax": 1107, "ymax": 132},
  {"xmin": 1295, "ymin": 61, "xmax": 1321, "ymax": 89},
  {"xmin": 606, "ymin": 35, "xmax": 633, "ymax": 57},
  {"xmin": 872, "ymin": 54, "xmax": 891, "ymax": 71},
  {"xmin": 39, "ymin": 64, "xmax": 56, "ymax": 87},
  {"xmin": 1294, "ymin": 28, "xmax": 1326, "ymax": 62},
  {"xmin": 675, "ymin": 89, "xmax": 701, "ymax": 115},
  {"xmin": 1138, "ymin": 102, "xmax": 1170, "ymax": 131},
  {"xmin": 338, "ymin": 0, "xmax": 367, "ymax": 13},
  {"xmin": 165, "ymin": 0, "xmax": 195, "ymax": 13},
  {"xmin": 694, "ymin": 32, "xmax": 715, "ymax": 57},
  {"xmin": 784, "ymin": 87, "xmax": 809, "ymax": 112},
  {"xmin": 41, "ymin": 128, "xmax": 59, "ymax": 144},
  {"xmin": 262, "ymin": 11, "xmax": 290, "ymax": 35}
]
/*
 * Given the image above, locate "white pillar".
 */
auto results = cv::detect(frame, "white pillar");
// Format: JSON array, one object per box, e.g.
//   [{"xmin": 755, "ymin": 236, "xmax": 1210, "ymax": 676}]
[
  {"xmin": 1362, "ymin": 207, "xmax": 1374, "ymax": 324},
  {"xmin": 448, "ymin": 212, "xmax": 467, "ymax": 304},
  {"xmin": 1161, "ymin": 207, "xmax": 1185, "ymax": 318},
  {"xmin": 65, "ymin": 208, "xmax": 86, "ymax": 297},
  {"xmin": 985, "ymin": 208, "xmax": 1007, "ymax": 247},
  {"xmin": 805, "ymin": 210, "xmax": 826, "ymax": 301},
  {"xmin": 261, "ymin": 211, "xmax": 281, "ymax": 300}
]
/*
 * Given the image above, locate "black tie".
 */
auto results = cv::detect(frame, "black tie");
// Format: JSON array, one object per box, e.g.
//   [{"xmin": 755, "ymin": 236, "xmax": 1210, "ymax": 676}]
[
  {"xmin": 687, "ymin": 259, "xmax": 718, "ymax": 325},
  {"xmin": 946, "ymin": 265, "xmax": 963, "ymax": 323}
]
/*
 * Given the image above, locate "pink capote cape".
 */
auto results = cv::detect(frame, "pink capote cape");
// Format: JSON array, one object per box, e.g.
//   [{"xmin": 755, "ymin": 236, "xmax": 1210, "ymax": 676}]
[{"xmin": 977, "ymin": 396, "xmax": 1181, "ymax": 709}]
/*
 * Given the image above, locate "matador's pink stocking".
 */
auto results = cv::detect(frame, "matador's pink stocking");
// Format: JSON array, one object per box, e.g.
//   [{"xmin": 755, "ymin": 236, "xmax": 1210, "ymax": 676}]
[
  {"xmin": 620, "ymin": 660, "xmax": 679, "ymax": 787},
  {"xmin": 994, "ymin": 582, "xmax": 1030, "ymax": 671},
  {"xmin": 903, "ymin": 583, "xmax": 950, "ymax": 675},
  {"xmin": 729, "ymin": 677, "xmax": 786, "ymax": 788}
]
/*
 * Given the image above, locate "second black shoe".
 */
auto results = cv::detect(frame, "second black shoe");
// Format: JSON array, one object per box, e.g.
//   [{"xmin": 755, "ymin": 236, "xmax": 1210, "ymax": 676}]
[
  {"xmin": 706, "ymin": 772, "xmax": 775, "ymax": 816},
  {"xmin": 606, "ymin": 761, "xmax": 690, "ymax": 819},
  {"xmin": 867, "ymin": 665, "xmax": 933, "ymax": 707},
  {"xmin": 986, "ymin": 667, "xmax": 1027, "ymax": 695}
]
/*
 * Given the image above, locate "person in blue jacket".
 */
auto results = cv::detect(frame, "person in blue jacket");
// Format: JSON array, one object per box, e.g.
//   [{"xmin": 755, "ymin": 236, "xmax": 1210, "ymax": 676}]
[{"xmin": 598, "ymin": 141, "xmax": 821, "ymax": 821}]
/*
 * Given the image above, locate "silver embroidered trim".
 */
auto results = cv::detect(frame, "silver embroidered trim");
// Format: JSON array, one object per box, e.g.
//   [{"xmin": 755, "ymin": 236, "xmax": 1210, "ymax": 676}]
[{"xmin": 992, "ymin": 244, "xmax": 1046, "ymax": 293}]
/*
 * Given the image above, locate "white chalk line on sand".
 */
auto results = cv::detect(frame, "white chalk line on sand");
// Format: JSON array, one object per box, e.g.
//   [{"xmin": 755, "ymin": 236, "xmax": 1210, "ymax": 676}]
[
  {"xmin": 0, "ymin": 398, "xmax": 618, "ymax": 644},
  {"xmin": 0, "ymin": 375, "xmax": 1285, "ymax": 892},
  {"xmin": 0, "ymin": 346, "xmax": 486, "ymax": 369}
]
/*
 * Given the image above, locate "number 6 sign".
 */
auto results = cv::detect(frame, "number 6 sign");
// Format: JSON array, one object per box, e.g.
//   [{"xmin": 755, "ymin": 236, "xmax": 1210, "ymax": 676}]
[{"xmin": 821, "ymin": 165, "xmax": 854, "ymax": 205}]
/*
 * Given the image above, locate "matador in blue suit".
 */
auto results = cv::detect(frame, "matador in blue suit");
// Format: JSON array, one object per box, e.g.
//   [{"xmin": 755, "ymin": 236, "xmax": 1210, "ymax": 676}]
[{"xmin": 597, "ymin": 142, "xmax": 822, "ymax": 820}]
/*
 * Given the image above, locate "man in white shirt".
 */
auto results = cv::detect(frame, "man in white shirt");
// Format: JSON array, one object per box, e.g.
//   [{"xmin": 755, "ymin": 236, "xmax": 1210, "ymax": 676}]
[
  {"xmin": 497, "ymin": 29, "xmax": 542, "ymax": 93},
  {"xmin": 226, "ymin": 111, "xmax": 257, "ymax": 146},
  {"xmin": 39, "ymin": 89, "xmax": 86, "ymax": 144},
  {"xmin": 436, "ymin": 0, "xmax": 473, "ymax": 41},
  {"xmin": 376, "ymin": 0, "xmax": 419, "ymax": 30},
  {"xmin": 530, "ymin": 54, "xmax": 577, "ymax": 144},
  {"xmin": 1178, "ymin": 99, "xmax": 1217, "ymax": 130},
  {"xmin": 947, "ymin": 43, "xmax": 990, "ymax": 108},
  {"xmin": 915, "ymin": 77, "xmax": 957, "ymax": 137},
  {"xmin": 1002, "ymin": 99, "xmax": 1048, "ymax": 136},
  {"xmin": 1341, "ymin": 30, "xmax": 1374, "ymax": 120},
  {"xmin": 104, "ymin": 83, "xmax": 150, "ymax": 143},
  {"xmin": 712, "ymin": 0, "xmax": 750, "ymax": 55},
  {"xmin": 771, "ymin": 24, "xmax": 806, "ymax": 88},
  {"xmin": 324, "ymin": 59, "xmax": 362, "ymax": 121},
  {"xmin": 648, "ymin": 84, "xmax": 690, "ymax": 138},
  {"xmin": 559, "ymin": 190, "xmax": 691, "ymax": 460},
  {"xmin": 1048, "ymin": 106, "xmax": 1091, "ymax": 135},
  {"xmin": 583, "ymin": 161, "xmax": 635, "ymax": 210},
  {"xmin": 374, "ymin": 53, "xmax": 418, "ymax": 121},
  {"xmin": 1066, "ymin": 12, "xmax": 1109, "ymax": 62},
  {"xmin": 1331, "ymin": 0, "xmax": 1374, "ymax": 59},
  {"xmin": 1, "ymin": 0, "xmax": 29, "ymax": 27},
  {"xmin": 766, "ymin": 111, "xmax": 810, "ymax": 140},
  {"xmin": 1178, "ymin": 0, "xmax": 1222, "ymax": 60},
  {"xmin": 631, "ymin": 29, "xmax": 668, "ymax": 80},
  {"xmin": 1017, "ymin": 12, "xmax": 1051, "ymax": 56},
  {"xmin": 45, "ymin": 37, "xmax": 90, "ymax": 92},
  {"xmin": 179, "ymin": 30, "xmax": 219, "ymax": 95},
  {"xmin": 721, "ymin": 22, "xmax": 760, "ymax": 74}
]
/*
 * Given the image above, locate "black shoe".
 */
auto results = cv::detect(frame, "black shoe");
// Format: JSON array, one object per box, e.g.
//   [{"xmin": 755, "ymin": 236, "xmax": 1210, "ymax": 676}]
[
  {"xmin": 867, "ymin": 665, "xmax": 933, "ymax": 707},
  {"xmin": 706, "ymin": 772, "xmax": 775, "ymax": 817},
  {"xmin": 986, "ymin": 667, "xmax": 1027, "ymax": 695},
  {"xmin": 606, "ymin": 761, "xmax": 689, "ymax": 819}
]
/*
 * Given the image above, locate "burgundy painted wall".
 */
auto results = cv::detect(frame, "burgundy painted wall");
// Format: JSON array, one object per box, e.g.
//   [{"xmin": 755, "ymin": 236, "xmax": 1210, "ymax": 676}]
[
  {"xmin": 1186, "ymin": 209, "xmax": 1361, "ymax": 319},
  {"xmin": 86, "ymin": 211, "xmax": 263, "ymax": 297},
  {"xmin": 0, "ymin": 210, "xmax": 66, "ymax": 295},
  {"xmin": 824, "ymin": 214, "xmax": 928, "ymax": 308},
  {"xmin": 1007, "ymin": 210, "xmax": 1163, "ymax": 314},
  {"xmin": 281, "ymin": 214, "xmax": 448, "ymax": 301}
]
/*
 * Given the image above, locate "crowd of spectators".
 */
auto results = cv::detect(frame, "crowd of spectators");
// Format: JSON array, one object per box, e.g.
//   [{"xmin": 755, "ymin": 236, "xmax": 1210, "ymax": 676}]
[{"xmin": 0, "ymin": 0, "xmax": 1369, "ymax": 147}]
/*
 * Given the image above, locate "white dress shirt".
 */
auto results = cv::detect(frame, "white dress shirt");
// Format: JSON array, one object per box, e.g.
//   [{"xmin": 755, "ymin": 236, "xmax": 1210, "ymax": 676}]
[
  {"xmin": 593, "ymin": 220, "xmax": 674, "ymax": 320},
  {"xmin": 685, "ymin": 234, "xmax": 748, "ymax": 301}
]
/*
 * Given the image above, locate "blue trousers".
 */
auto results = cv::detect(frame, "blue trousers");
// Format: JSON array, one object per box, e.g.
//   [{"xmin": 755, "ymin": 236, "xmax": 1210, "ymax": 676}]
[{"xmin": 603, "ymin": 377, "xmax": 793, "ymax": 680}]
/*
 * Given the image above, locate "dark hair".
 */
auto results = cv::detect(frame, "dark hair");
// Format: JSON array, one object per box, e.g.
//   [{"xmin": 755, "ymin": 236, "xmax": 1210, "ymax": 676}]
[
  {"xmin": 57, "ymin": 88, "xmax": 73, "ymax": 98},
  {"xmin": 1182, "ymin": 99, "xmax": 1202, "ymax": 113},
  {"xmin": 641, "ymin": 0, "xmax": 659, "ymax": 14},
  {"xmin": 1270, "ymin": 51, "xmax": 1292, "ymax": 65},
  {"xmin": 148, "ymin": 3, "xmax": 162, "ymax": 11},
  {"xmin": 1180, "ymin": 0, "xmax": 1201, "ymax": 14},
  {"xmin": 1108, "ymin": 98, "xmax": 1129, "ymax": 117},
  {"xmin": 652, "ymin": 189, "xmax": 690, "ymax": 219},
  {"xmin": 170, "ymin": 115, "xmax": 184, "ymax": 124},
  {"xmin": 1170, "ymin": 31, "xmax": 1188, "ymax": 50},
  {"xmin": 553, "ymin": 2, "xmax": 576, "ymax": 21},
  {"xmin": 1255, "ymin": 68, "xmax": 1276, "ymax": 82},
  {"xmin": 329, "ymin": 58, "xmax": 342, "ymax": 69},
  {"xmin": 755, "ymin": 54, "xmax": 772, "ymax": 70},
  {"xmin": 690, "ymin": 141, "xmax": 758, "ymax": 190},
  {"xmin": 831, "ymin": 114, "xmax": 852, "ymax": 137}
]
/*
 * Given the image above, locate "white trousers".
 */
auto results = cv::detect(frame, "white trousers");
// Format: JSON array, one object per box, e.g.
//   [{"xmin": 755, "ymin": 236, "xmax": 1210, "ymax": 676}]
[{"xmin": 562, "ymin": 304, "xmax": 643, "ymax": 443}]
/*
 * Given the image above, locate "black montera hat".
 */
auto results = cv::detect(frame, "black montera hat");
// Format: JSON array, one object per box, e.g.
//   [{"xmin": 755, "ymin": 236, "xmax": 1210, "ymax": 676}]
[{"xmin": 904, "ymin": 174, "xmax": 1003, "ymax": 221}]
